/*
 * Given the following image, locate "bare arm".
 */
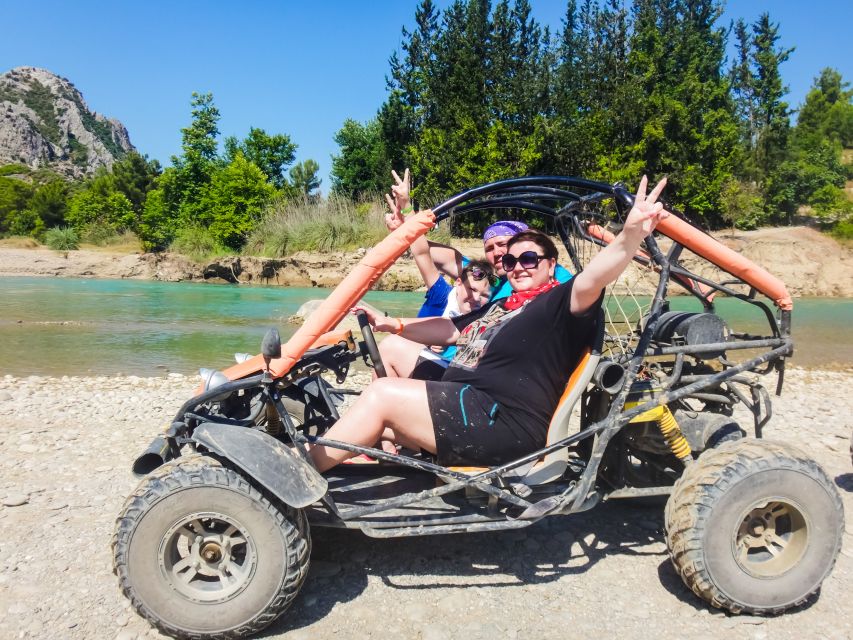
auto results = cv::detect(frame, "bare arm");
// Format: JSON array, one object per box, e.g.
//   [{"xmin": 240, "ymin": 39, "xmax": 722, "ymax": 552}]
[
  {"xmin": 354, "ymin": 306, "xmax": 460, "ymax": 346},
  {"xmin": 385, "ymin": 169, "xmax": 441, "ymax": 288},
  {"xmin": 427, "ymin": 240, "xmax": 464, "ymax": 280},
  {"xmin": 571, "ymin": 176, "xmax": 670, "ymax": 314}
]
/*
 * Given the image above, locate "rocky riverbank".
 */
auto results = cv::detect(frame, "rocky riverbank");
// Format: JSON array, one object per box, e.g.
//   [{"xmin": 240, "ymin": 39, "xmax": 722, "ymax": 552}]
[
  {"xmin": 1, "ymin": 225, "xmax": 852, "ymax": 297},
  {"xmin": 0, "ymin": 368, "xmax": 851, "ymax": 640}
]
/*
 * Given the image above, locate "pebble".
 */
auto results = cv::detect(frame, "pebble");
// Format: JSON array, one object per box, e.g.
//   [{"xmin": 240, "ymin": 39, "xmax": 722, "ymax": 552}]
[{"xmin": 2, "ymin": 493, "xmax": 28, "ymax": 507}]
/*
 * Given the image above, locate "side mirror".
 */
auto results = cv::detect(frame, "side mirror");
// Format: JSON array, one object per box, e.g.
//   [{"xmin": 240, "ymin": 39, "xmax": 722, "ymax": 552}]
[{"xmin": 261, "ymin": 328, "xmax": 282, "ymax": 364}]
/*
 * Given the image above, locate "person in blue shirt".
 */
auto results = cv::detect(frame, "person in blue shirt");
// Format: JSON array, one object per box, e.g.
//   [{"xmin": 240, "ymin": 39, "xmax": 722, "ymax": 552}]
[{"xmin": 378, "ymin": 169, "xmax": 495, "ymax": 379}]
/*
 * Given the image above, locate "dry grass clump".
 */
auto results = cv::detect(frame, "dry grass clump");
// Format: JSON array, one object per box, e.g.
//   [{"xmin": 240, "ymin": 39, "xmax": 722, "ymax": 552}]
[
  {"xmin": 0, "ymin": 235, "xmax": 41, "ymax": 248},
  {"xmin": 246, "ymin": 194, "xmax": 390, "ymax": 257}
]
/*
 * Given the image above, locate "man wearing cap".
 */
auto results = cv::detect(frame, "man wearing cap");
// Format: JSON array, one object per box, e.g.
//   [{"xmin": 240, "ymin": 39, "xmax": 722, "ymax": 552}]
[
  {"xmin": 379, "ymin": 169, "xmax": 572, "ymax": 382},
  {"xmin": 430, "ymin": 219, "xmax": 573, "ymax": 302}
]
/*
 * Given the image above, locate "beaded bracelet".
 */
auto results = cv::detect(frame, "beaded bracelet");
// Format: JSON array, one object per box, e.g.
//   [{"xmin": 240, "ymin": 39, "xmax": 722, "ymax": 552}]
[{"xmin": 392, "ymin": 317, "xmax": 405, "ymax": 334}]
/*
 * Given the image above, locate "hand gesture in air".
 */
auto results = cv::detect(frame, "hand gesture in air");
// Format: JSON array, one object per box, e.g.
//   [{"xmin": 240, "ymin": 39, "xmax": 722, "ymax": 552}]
[
  {"xmin": 383, "ymin": 168, "xmax": 411, "ymax": 232},
  {"xmin": 622, "ymin": 175, "xmax": 670, "ymax": 241}
]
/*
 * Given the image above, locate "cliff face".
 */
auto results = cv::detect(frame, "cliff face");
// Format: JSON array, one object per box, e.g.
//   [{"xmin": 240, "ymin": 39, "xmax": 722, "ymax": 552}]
[{"xmin": 0, "ymin": 66, "xmax": 135, "ymax": 179}]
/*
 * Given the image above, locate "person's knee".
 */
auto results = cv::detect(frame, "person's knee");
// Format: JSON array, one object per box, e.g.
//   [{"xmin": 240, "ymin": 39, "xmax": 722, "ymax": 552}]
[{"xmin": 360, "ymin": 377, "xmax": 396, "ymax": 409}]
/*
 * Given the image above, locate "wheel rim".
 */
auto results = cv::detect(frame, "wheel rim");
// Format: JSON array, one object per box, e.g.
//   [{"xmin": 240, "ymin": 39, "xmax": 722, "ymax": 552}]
[
  {"xmin": 733, "ymin": 498, "xmax": 809, "ymax": 578},
  {"xmin": 159, "ymin": 511, "xmax": 258, "ymax": 603}
]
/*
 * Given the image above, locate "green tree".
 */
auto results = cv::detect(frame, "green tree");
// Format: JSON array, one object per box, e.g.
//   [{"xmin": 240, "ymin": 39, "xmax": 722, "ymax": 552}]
[
  {"xmin": 729, "ymin": 19, "xmax": 757, "ymax": 175},
  {"xmin": 751, "ymin": 14, "xmax": 793, "ymax": 183},
  {"xmin": 26, "ymin": 179, "xmax": 68, "ymax": 230},
  {"xmin": 794, "ymin": 68, "xmax": 853, "ymax": 149},
  {"xmin": 196, "ymin": 153, "xmax": 275, "ymax": 249},
  {"xmin": 112, "ymin": 152, "xmax": 161, "ymax": 213},
  {"xmin": 330, "ymin": 118, "xmax": 389, "ymax": 196},
  {"xmin": 138, "ymin": 187, "xmax": 172, "ymax": 251},
  {"xmin": 626, "ymin": 0, "xmax": 740, "ymax": 226},
  {"xmin": 224, "ymin": 127, "xmax": 297, "ymax": 189},
  {"xmin": 171, "ymin": 92, "xmax": 222, "ymax": 227},
  {"xmin": 289, "ymin": 159, "xmax": 321, "ymax": 197},
  {"xmin": 66, "ymin": 178, "xmax": 134, "ymax": 232},
  {"xmin": 0, "ymin": 176, "xmax": 35, "ymax": 235}
]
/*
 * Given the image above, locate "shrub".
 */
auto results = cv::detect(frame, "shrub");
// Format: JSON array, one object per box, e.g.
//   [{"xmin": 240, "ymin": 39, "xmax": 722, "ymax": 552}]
[
  {"xmin": 44, "ymin": 226, "xmax": 79, "ymax": 251},
  {"xmin": 168, "ymin": 225, "xmax": 231, "ymax": 262},
  {"xmin": 830, "ymin": 218, "xmax": 853, "ymax": 241}
]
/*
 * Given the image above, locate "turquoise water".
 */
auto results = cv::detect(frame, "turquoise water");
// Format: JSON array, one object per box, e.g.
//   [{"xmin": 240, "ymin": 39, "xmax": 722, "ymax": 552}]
[{"xmin": 0, "ymin": 277, "xmax": 850, "ymax": 376}]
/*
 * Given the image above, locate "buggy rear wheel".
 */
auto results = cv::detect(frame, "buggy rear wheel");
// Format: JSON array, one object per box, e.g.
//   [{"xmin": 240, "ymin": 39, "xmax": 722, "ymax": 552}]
[
  {"xmin": 113, "ymin": 454, "xmax": 310, "ymax": 639},
  {"xmin": 664, "ymin": 439, "xmax": 844, "ymax": 614}
]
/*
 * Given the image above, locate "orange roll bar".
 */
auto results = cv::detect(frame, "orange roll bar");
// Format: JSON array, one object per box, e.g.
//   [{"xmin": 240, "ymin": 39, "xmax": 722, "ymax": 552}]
[
  {"xmin": 655, "ymin": 216, "xmax": 793, "ymax": 311},
  {"xmin": 264, "ymin": 209, "xmax": 436, "ymax": 378}
]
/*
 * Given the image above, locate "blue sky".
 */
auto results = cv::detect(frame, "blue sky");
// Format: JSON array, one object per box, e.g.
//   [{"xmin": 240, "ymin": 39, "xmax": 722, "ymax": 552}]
[{"xmin": 2, "ymin": 1, "xmax": 851, "ymax": 192}]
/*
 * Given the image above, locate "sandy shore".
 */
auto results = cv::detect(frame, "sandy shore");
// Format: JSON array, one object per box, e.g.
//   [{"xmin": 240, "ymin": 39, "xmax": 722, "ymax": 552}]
[{"xmin": 0, "ymin": 367, "xmax": 851, "ymax": 639}]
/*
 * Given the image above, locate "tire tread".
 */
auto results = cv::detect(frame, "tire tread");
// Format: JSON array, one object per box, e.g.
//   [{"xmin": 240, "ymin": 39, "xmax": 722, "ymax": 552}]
[
  {"xmin": 664, "ymin": 439, "xmax": 844, "ymax": 615},
  {"xmin": 112, "ymin": 454, "xmax": 310, "ymax": 640}
]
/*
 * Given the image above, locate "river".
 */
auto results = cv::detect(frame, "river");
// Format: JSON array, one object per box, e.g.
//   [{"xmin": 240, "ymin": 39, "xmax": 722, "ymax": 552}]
[{"xmin": 0, "ymin": 277, "xmax": 850, "ymax": 376}]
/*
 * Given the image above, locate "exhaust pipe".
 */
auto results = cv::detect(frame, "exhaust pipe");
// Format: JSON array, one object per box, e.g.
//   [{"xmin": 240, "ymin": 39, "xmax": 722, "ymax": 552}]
[
  {"xmin": 132, "ymin": 437, "xmax": 174, "ymax": 477},
  {"xmin": 593, "ymin": 360, "xmax": 626, "ymax": 395}
]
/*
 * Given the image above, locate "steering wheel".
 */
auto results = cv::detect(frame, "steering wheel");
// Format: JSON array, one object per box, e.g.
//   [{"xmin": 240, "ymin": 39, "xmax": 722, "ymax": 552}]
[{"xmin": 355, "ymin": 310, "xmax": 387, "ymax": 377}]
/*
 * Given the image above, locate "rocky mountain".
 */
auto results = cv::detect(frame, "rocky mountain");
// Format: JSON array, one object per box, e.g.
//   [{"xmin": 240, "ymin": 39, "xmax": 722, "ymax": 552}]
[{"xmin": 0, "ymin": 66, "xmax": 135, "ymax": 179}]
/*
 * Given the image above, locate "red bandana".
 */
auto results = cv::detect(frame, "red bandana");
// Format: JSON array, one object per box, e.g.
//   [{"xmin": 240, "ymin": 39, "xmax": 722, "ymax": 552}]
[{"xmin": 503, "ymin": 280, "xmax": 560, "ymax": 311}]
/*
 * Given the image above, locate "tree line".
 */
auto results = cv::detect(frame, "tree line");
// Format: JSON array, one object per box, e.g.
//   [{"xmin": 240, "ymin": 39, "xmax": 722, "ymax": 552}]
[
  {"xmin": 331, "ymin": 0, "xmax": 853, "ymax": 232},
  {"xmin": 0, "ymin": 92, "xmax": 322, "ymax": 252},
  {"xmin": 2, "ymin": 0, "xmax": 852, "ymax": 254}
]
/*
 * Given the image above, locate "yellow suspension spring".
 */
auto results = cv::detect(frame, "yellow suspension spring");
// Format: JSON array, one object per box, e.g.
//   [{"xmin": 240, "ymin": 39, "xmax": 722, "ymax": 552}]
[{"xmin": 657, "ymin": 406, "xmax": 692, "ymax": 464}]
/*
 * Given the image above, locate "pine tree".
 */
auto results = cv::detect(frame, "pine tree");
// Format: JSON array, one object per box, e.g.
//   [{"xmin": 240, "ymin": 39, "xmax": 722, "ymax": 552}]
[{"xmin": 751, "ymin": 13, "xmax": 793, "ymax": 181}]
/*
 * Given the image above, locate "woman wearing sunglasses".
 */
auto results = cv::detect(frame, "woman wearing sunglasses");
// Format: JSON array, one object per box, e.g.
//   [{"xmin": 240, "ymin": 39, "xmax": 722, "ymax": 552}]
[{"xmin": 308, "ymin": 176, "xmax": 670, "ymax": 472}]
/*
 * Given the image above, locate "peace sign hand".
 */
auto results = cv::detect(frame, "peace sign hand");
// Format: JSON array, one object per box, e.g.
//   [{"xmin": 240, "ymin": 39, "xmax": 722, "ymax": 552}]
[
  {"xmin": 383, "ymin": 168, "xmax": 412, "ymax": 232},
  {"xmin": 623, "ymin": 175, "xmax": 670, "ymax": 240}
]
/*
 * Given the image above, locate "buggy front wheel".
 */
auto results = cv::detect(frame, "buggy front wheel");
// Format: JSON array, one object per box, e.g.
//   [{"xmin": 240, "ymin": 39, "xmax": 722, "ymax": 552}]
[
  {"xmin": 113, "ymin": 455, "xmax": 310, "ymax": 639},
  {"xmin": 664, "ymin": 439, "xmax": 844, "ymax": 614}
]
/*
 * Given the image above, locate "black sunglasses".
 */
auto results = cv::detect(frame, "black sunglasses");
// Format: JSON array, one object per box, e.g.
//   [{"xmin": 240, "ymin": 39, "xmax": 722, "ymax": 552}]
[
  {"xmin": 463, "ymin": 266, "xmax": 499, "ymax": 287},
  {"xmin": 501, "ymin": 251, "xmax": 548, "ymax": 272}
]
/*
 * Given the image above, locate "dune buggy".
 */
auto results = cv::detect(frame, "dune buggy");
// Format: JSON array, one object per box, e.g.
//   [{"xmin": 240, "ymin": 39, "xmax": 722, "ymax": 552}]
[{"xmin": 113, "ymin": 177, "xmax": 844, "ymax": 639}]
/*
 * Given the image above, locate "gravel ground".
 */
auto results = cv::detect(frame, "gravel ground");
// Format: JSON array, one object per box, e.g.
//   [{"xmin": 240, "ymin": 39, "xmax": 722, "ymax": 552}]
[{"xmin": 0, "ymin": 367, "xmax": 851, "ymax": 640}]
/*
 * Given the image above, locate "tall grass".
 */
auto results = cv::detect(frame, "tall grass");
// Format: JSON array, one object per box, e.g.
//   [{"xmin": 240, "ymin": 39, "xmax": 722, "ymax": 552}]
[
  {"xmin": 169, "ymin": 226, "xmax": 232, "ymax": 263},
  {"xmin": 0, "ymin": 235, "xmax": 41, "ymax": 248},
  {"xmin": 246, "ymin": 194, "xmax": 390, "ymax": 257},
  {"xmin": 44, "ymin": 226, "xmax": 79, "ymax": 251},
  {"xmin": 80, "ymin": 229, "xmax": 142, "ymax": 253}
]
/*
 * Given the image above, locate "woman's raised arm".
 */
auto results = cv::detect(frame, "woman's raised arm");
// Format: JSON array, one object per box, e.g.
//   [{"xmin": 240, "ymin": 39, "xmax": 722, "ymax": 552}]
[{"xmin": 571, "ymin": 176, "xmax": 670, "ymax": 315}]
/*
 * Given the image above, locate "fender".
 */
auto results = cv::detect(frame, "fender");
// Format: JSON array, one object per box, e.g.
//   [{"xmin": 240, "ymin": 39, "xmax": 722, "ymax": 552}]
[{"xmin": 192, "ymin": 422, "xmax": 328, "ymax": 509}]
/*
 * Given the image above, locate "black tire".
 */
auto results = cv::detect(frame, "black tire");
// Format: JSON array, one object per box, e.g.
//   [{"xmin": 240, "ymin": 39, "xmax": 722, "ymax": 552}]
[
  {"xmin": 665, "ymin": 439, "xmax": 844, "ymax": 614},
  {"xmin": 113, "ymin": 455, "xmax": 310, "ymax": 639},
  {"xmin": 700, "ymin": 414, "xmax": 745, "ymax": 451}
]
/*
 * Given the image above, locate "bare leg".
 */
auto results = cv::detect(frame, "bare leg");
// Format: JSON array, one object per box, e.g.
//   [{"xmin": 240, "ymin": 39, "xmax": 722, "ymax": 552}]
[
  {"xmin": 308, "ymin": 377, "xmax": 437, "ymax": 472},
  {"xmin": 376, "ymin": 334, "xmax": 427, "ymax": 379}
]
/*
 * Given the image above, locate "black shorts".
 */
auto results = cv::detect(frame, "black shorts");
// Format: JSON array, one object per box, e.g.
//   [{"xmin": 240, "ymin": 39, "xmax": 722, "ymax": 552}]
[
  {"xmin": 425, "ymin": 381, "xmax": 541, "ymax": 466},
  {"xmin": 411, "ymin": 349, "xmax": 449, "ymax": 381}
]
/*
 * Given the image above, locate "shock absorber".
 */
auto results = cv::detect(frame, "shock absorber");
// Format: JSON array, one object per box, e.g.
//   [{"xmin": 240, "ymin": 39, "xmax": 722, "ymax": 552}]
[
  {"xmin": 625, "ymin": 381, "xmax": 693, "ymax": 465},
  {"xmin": 265, "ymin": 402, "xmax": 283, "ymax": 436},
  {"xmin": 656, "ymin": 405, "xmax": 692, "ymax": 464}
]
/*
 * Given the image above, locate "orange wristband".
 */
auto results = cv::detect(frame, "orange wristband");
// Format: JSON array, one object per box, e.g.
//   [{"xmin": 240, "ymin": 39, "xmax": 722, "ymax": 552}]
[{"xmin": 392, "ymin": 317, "xmax": 405, "ymax": 334}]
